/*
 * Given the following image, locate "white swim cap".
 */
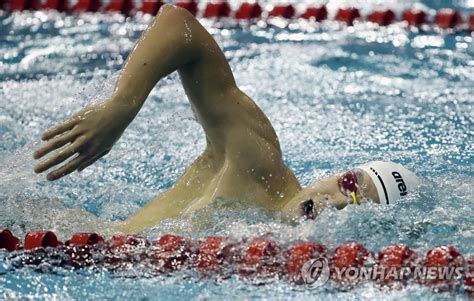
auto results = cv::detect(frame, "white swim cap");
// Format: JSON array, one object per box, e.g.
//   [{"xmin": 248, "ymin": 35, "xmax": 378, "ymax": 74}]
[{"xmin": 358, "ymin": 161, "xmax": 420, "ymax": 204}]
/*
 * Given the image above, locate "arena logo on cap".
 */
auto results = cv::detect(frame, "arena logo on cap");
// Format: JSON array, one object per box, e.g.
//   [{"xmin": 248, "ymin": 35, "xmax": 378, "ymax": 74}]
[{"xmin": 392, "ymin": 171, "xmax": 407, "ymax": 196}]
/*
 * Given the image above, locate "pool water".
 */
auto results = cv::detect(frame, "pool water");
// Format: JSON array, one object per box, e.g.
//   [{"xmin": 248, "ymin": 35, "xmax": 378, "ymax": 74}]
[{"xmin": 1, "ymin": 0, "xmax": 473, "ymax": 299}]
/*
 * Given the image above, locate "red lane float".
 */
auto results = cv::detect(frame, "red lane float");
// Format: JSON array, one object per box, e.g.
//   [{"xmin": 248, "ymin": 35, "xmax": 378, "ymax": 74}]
[
  {"xmin": 331, "ymin": 243, "xmax": 370, "ymax": 285},
  {"xmin": 66, "ymin": 233, "xmax": 104, "ymax": 246},
  {"xmin": 203, "ymin": 1, "xmax": 230, "ymax": 18},
  {"xmin": 376, "ymin": 244, "xmax": 417, "ymax": 286},
  {"xmin": 0, "ymin": 0, "xmax": 8, "ymax": 10},
  {"xmin": 435, "ymin": 9, "xmax": 463, "ymax": 29},
  {"xmin": 195, "ymin": 236, "xmax": 232, "ymax": 273},
  {"xmin": 174, "ymin": 0, "xmax": 197, "ymax": 16},
  {"xmin": 234, "ymin": 2, "xmax": 262, "ymax": 20},
  {"xmin": 335, "ymin": 8, "xmax": 360, "ymax": 25},
  {"xmin": 367, "ymin": 9, "xmax": 396, "ymax": 26},
  {"xmin": 108, "ymin": 234, "xmax": 149, "ymax": 250},
  {"xmin": 196, "ymin": 236, "xmax": 224, "ymax": 270},
  {"xmin": 0, "ymin": 229, "xmax": 20, "ymax": 252},
  {"xmin": 140, "ymin": 0, "xmax": 163, "ymax": 16},
  {"xmin": 301, "ymin": 6, "xmax": 327, "ymax": 22},
  {"xmin": 104, "ymin": 234, "xmax": 151, "ymax": 267},
  {"xmin": 42, "ymin": 0, "xmax": 69, "ymax": 12},
  {"xmin": 286, "ymin": 242, "xmax": 326, "ymax": 282},
  {"xmin": 470, "ymin": 15, "xmax": 474, "ymax": 31},
  {"xmin": 105, "ymin": 0, "xmax": 134, "ymax": 15},
  {"xmin": 424, "ymin": 246, "xmax": 464, "ymax": 291},
  {"xmin": 403, "ymin": 9, "xmax": 428, "ymax": 27},
  {"xmin": 239, "ymin": 237, "xmax": 282, "ymax": 276},
  {"xmin": 195, "ymin": 236, "xmax": 241, "ymax": 274},
  {"xmin": 73, "ymin": 0, "xmax": 101, "ymax": 12},
  {"xmin": 333, "ymin": 243, "xmax": 369, "ymax": 268},
  {"xmin": 153, "ymin": 234, "xmax": 190, "ymax": 270},
  {"xmin": 465, "ymin": 256, "xmax": 474, "ymax": 295},
  {"xmin": 426, "ymin": 246, "xmax": 463, "ymax": 267},
  {"xmin": 6, "ymin": 0, "xmax": 41, "ymax": 11},
  {"xmin": 268, "ymin": 4, "xmax": 295, "ymax": 19},
  {"xmin": 24, "ymin": 231, "xmax": 60, "ymax": 250},
  {"xmin": 378, "ymin": 244, "xmax": 416, "ymax": 267}
]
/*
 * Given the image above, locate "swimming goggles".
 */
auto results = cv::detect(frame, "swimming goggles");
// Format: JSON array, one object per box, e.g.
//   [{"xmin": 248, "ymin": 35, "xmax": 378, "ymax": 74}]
[{"xmin": 338, "ymin": 170, "xmax": 360, "ymax": 205}]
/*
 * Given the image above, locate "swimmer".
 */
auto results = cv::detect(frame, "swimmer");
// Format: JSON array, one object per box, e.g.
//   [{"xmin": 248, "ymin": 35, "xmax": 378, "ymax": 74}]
[{"xmin": 33, "ymin": 5, "xmax": 419, "ymax": 233}]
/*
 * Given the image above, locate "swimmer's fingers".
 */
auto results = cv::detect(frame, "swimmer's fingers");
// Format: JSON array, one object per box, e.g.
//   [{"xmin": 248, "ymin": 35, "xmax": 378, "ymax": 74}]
[
  {"xmin": 34, "ymin": 130, "xmax": 79, "ymax": 159},
  {"xmin": 46, "ymin": 152, "xmax": 91, "ymax": 181},
  {"xmin": 41, "ymin": 118, "xmax": 78, "ymax": 141},
  {"xmin": 77, "ymin": 150, "xmax": 110, "ymax": 172},
  {"xmin": 34, "ymin": 136, "xmax": 87, "ymax": 174}
]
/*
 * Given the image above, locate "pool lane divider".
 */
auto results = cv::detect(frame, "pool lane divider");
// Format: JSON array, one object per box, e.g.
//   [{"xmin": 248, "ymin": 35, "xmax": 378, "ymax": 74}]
[
  {"xmin": 0, "ymin": 229, "xmax": 473, "ymax": 293},
  {"xmin": 1, "ymin": 1, "xmax": 473, "ymax": 32},
  {"xmin": 334, "ymin": 7, "xmax": 360, "ymax": 26},
  {"xmin": 234, "ymin": 2, "xmax": 262, "ymax": 20},
  {"xmin": 367, "ymin": 9, "xmax": 396, "ymax": 26},
  {"xmin": 0, "ymin": 229, "xmax": 20, "ymax": 252},
  {"xmin": 268, "ymin": 4, "xmax": 295, "ymax": 19},
  {"xmin": 24, "ymin": 231, "xmax": 61, "ymax": 249}
]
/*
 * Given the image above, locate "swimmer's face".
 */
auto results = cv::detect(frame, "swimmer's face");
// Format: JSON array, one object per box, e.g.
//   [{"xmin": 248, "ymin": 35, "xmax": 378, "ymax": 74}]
[{"xmin": 281, "ymin": 169, "xmax": 379, "ymax": 221}]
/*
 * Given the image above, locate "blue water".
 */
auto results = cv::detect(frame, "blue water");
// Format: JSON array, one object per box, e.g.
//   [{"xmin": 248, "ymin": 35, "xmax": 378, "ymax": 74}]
[{"xmin": 1, "ymin": 0, "xmax": 473, "ymax": 299}]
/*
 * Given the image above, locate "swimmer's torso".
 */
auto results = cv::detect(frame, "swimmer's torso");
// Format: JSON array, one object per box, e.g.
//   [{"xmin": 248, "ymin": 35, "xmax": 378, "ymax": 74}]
[
  {"xmin": 114, "ymin": 8, "xmax": 302, "ymax": 233},
  {"xmin": 118, "ymin": 88, "xmax": 301, "ymax": 233}
]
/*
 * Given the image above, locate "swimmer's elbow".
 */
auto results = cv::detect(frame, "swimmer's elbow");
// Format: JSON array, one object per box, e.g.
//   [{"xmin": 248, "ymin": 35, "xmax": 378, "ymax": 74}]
[
  {"xmin": 157, "ymin": 4, "xmax": 196, "ymax": 23},
  {"xmin": 152, "ymin": 3, "xmax": 202, "ymax": 51}
]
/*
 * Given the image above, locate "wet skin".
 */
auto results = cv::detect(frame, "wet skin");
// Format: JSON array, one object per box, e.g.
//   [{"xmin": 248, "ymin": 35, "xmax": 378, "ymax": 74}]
[{"xmin": 33, "ymin": 5, "xmax": 379, "ymax": 233}]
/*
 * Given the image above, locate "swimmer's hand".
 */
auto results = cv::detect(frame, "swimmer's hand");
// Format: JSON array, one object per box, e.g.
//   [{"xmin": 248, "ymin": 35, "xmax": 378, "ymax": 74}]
[{"xmin": 33, "ymin": 99, "xmax": 135, "ymax": 180}]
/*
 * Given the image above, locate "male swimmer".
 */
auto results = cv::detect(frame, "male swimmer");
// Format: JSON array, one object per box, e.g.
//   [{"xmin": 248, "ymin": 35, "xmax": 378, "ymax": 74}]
[{"xmin": 33, "ymin": 5, "xmax": 419, "ymax": 233}]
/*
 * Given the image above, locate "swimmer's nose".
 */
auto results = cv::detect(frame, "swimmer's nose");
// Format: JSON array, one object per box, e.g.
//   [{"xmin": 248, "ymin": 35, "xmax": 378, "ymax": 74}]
[{"xmin": 300, "ymin": 199, "xmax": 315, "ymax": 220}]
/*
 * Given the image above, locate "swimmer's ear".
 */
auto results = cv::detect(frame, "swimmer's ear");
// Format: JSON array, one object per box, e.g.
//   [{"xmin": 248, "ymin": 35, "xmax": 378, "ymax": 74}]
[
  {"xmin": 41, "ymin": 118, "xmax": 78, "ymax": 141},
  {"xmin": 77, "ymin": 150, "xmax": 110, "ymax": 172}
]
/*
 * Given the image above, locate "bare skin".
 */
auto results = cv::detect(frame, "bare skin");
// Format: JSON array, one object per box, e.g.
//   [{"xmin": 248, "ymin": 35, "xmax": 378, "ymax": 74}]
[{"xmin": 33, "ymin": 5, "xmax": 378, "ymax": 233}]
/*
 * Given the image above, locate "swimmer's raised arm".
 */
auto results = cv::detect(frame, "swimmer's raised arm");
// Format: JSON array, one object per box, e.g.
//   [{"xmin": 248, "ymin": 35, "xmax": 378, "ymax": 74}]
[
  {"xmin": 111, "ymin": 4, "xmax": 237, "ymax": 109},
  {"xmin": 33, "ymin": 4, "xmax": 252, "ymax": 180}
]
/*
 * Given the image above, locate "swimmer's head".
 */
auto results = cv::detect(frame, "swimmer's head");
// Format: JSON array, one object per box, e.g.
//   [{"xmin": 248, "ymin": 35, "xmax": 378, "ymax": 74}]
[
  {"xmin": 357, "ymin": 160, "xmax": 420, "ymax": 205},
  {"xmin": 281, "ymin": 160, "xmax": 420, "ymax": 220}
]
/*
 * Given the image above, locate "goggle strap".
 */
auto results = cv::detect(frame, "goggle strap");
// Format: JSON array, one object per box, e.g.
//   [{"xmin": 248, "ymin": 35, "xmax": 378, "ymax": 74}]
[{"xmin": 351, "ymin": 191, "xmax": 359, "ymax": 205}]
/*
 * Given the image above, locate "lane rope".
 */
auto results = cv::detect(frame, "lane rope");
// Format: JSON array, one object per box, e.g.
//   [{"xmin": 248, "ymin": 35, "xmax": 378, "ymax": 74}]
[
  {"xmin": 1, "ymin": 228, "xmax": 473, "ymax": 293},
  {"xmin": 0, "ymin": 1, "xmax": 473, "ymax": 33}
]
